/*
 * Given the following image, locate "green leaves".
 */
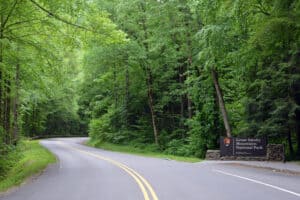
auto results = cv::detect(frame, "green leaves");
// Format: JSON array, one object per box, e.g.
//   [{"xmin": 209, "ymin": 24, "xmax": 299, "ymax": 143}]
[
  {"xmin": 2, "ymin": 0, "xmax": 297, "ymax": 159},
  {"xmin": 0, "ymin": 0, "xmax": 127, "ymax": 143}
]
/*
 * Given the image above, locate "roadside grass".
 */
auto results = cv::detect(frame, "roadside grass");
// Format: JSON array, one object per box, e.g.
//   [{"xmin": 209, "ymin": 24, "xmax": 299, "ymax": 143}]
[
  {"xmin": 87, "ymin": 140, "xmax": 201, "ymax": 163},
  {"xmin": 0, "ymin": 140, "xmax": 56, "ymax": 192}
]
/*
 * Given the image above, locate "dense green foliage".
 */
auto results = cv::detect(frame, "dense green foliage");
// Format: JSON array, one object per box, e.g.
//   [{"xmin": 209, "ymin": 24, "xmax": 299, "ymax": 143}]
[
  {"xmin": 0, "ymin": 140, "xmax": 56, "ymax": 191},
  {"xmin": 1, "ymin": 0, "xmax": 300, "ymax": 169},
  {"xmin": 0, "ymin": 0, "xmax": 124, "ymax": 176},
  {"xmin": 80, "ymin": 0, "xmax": 300, "ymax": 159},
  {"xmin": 87, "ymin": 140, "xmax": 201, "ymax": 162}
]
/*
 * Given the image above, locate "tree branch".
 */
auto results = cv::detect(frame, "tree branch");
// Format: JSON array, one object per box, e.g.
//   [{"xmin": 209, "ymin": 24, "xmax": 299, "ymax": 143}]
[
  {"xmin": 4, "ymin": 19, "xmax": 49, "ymax": 34},
  {"xmin": 29, "ymin": 0, "xmax": 97, "ymax": 33},
  {"xmin": 1, "ymin": 0, "xmax": 21, "ymax": 29},
  {"xmin": 6, "ymin": 33, "xmax": 44, "ymax": 40},
  {"xmin": 5, "ymin": 18, "xmax": 46, "ymax": 30},
  {"xmin": 253, "ymin": 2, "xmax": 270, "ymax": 16}
]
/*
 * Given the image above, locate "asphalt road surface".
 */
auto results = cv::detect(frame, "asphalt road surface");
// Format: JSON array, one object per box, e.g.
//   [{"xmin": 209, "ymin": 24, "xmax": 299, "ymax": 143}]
[{"xmin": 2, "ymin": 138, "xmax": 300, "ymax": 200}]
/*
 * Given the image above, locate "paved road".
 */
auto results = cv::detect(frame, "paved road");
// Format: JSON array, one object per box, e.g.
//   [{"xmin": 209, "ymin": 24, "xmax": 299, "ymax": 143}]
[{"xmin": 2, "ymin": 138, "xmax": 300, "ymax": 200}]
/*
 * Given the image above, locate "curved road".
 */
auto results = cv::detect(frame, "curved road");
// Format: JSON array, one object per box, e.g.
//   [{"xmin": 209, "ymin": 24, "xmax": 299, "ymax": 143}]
[{"xmin": 2, "ymin": 138, "xmax": 300, "ymax": 200}]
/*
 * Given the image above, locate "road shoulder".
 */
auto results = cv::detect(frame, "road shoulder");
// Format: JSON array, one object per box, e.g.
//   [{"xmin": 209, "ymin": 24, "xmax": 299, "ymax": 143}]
[
  {"xmin": 0, "ymin": 140, "xmax": 57, "ymax": 195},
  {"xmin": 203, "ymin": 160, "xmax": 300, "ymax": 175}
]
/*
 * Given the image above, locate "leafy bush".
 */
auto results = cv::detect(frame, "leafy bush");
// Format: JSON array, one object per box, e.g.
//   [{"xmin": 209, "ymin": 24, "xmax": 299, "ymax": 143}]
[
  {"xmin": 89, "ymin": 118, "xmax": 109, "ymax": 143},
  {"xmin": 0, "ymin": 143, "xmax": 22, "ymax": 181},
  {"xmin": 164, "ymin": 139, "xmax": 190, "ymax": 156}
]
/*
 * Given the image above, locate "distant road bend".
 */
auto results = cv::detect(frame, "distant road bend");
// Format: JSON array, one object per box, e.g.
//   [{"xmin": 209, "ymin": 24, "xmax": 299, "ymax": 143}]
[{"xmin": 2, "ymin": 138, "xmax": 300, "ymax": 200}]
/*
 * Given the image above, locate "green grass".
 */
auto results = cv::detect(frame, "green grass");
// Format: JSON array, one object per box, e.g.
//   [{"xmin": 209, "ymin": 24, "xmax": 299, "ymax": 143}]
[
  {"xmin": 87, "ymin": 140, "xmax": 201, "ymax": 163},
  {"xmin": 0, "ymin": 140, "xmax": 56, "ymax": 192}
]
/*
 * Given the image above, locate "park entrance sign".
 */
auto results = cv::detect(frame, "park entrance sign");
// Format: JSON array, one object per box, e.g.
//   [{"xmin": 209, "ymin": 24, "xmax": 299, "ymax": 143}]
[{"xmin": 220, "ymin": 137, "xmax": 267, "ymax": 157}]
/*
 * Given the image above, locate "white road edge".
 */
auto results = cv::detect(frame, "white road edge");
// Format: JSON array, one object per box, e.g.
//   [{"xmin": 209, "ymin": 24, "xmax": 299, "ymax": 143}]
[{"xmin": 213, "ymin": 169, "xmax": 300, "ymax": 198}]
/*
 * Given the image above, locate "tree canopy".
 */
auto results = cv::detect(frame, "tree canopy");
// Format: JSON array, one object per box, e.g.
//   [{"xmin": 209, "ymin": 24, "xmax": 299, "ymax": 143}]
[{"xmin": 1, "ymin": 0, "xmax": 300, "ymax": 161}]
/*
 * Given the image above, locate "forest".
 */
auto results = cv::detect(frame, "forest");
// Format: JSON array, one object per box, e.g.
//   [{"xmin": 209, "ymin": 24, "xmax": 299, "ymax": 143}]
[{"xmin": 0, "ymin": 0, "xmax": 300, "ymax": 173}]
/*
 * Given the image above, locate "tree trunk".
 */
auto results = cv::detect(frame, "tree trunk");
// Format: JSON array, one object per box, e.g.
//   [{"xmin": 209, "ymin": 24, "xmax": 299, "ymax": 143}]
[
  {"xmin": 147, "ymin": 68, "xmax": 159, "ymax": 145},
  {"xmin": 296, "ymin": 109, "xmax": 300, "ymax": 158},
  {"xmin": 124, "ymin": 65, "xmax": 129, "ymax": 127},
  {"xmin": 0, "ymin": 50, "xmax": 2, "ymax": 134},
  {"xmin": 4, "ymin": 78, "xmax": 11, "ymax": 144},
  {"xmin": 297, "ymin": 129, "xmax": 300, "ymax": 158},
  {"xmin": 0, "ymin": 66, "xmax": 2, "ymax": 131},
  {"xmin": 187, "ymin": 58, "xmax": 193, "ymax": 119},
  {"xmin": 0, "ymin": 14, "xmax": 3, "ymax": 134},
  {"xmin": 185, "ymin": 6, "xmax": 193, "ymax": 119},
  {"xmin": 179, "ymin": 66, "xmax": 184, "ymax": 119},
  {"xmin": 113, "ymin": 64, "xmax": 117, "ymax": 107},
  {"xmin": 12, "ymin": 63, "xmax": 20, "ymax": 144},
  {"xmin": 287, "ymin": 130, "xmax": 294, "ymax": 156},
  {"xmin": 31, "ymin": 105, "xmax": 36, "ymax": 137},
  {"xmin": 211, "ymin": 68, "xmax": 232, "ymax": 137},
  {"xmin": 187, "ymin": 98, "xmax": 192, "ymax": 119},
  {"xmin": 139, "ymin": 2, "xmax": 159, "ymax": 145}
]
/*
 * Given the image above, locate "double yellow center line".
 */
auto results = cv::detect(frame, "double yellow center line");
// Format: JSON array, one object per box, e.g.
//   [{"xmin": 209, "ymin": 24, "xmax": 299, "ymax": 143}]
[{"xmin": 57, "ymin": 141, "xmax": 159, "ymax": 200}]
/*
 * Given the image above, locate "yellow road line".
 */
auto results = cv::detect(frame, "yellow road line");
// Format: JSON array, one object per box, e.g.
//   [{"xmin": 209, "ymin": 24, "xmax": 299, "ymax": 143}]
[
  {"xmin": 119, "ymin": 163, "xmax": 159, "ymax": 200},
  {"xmin": 57, "ymin": 142, "xmax": 159, "ymax": 200}
]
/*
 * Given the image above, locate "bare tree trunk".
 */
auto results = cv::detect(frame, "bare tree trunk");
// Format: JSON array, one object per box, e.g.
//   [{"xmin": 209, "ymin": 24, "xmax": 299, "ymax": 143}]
[
  {"xmin": 0, "ymin": 14, "xmax": 4, "ymax": 133},
  {"xmin": 211, "ymin": 68, "xmax": 232, "ymax": 137},
  {"xmin": 287, "ymin": 129, "xmax": 294, "ymax": 156},
  {"xmin": 185, "ymin": 7, "xmax": 194, "ymax": 119},
  {"xmin": 31, "ymin": 105, "xmax": 36, "ymax": 137},
  {"xmin": 179, "ymin": 66, "xmax": 184, "ymax": 119},
  {"xmin": 296, "ymin": 109, "xmax": 300, "ymax": 158},
  {"xmin": 0, "ymin": 54, "xmax": 2, "ymax": 133},
  {"xmin": 147, "ymin": 68, "xmax": 159, "ymax": 145},
  {"xmin": 297, "ymin": 130, "xmax": 300, "ymax": 158},
  {"xmin": 12, "ymin": 63, "xmax": 20, "ymax": 144},
  {"xmin": 113, "ymin": 64, "xmax": 117, "ymax": 107},
  {"xmin": 0, "ymin": 65, "xmax": 2, "ymax": 132},
  {"xmin": 4, "ymin": 78, "xmax": 11, "ymax": 144},
  {"xmin": 139, "ymin": 2, "xmax": 159, "ymax": 145},
  {"xmin": 124, "ymin": 65, "xmax": 129, "ymax": 127},
  {"xmin": 187, "ymin": 98, "xmax": 192, "ymax": 119},
  {"xmin": 187, "ymin": 58, "xmax": 193, "ymax": 119}
]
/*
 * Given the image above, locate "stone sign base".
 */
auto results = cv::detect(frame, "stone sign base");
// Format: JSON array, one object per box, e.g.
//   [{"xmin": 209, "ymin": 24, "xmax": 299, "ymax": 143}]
[
  {"xmin": 205, "ymin": 144, "xmax": 285, "ymax": 162},
  {"xmin": 267, "ymin": 144, "xmax": 285, "ymax": 161},
  {"xmin": 205, "ymin": 150, "xmax": 221, "ymax": 160}
]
